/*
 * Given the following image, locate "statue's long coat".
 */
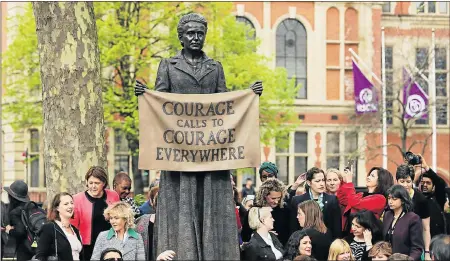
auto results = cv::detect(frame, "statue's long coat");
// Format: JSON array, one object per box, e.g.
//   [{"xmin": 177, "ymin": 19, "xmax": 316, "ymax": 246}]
[{"xmin": 153, "ymin": 50, "xmax": 240, "ymax": 260}]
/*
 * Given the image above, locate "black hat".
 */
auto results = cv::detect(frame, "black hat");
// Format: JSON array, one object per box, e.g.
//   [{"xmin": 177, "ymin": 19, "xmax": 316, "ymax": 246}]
[{"xmin": 5, "ymin": 180, "xmax": 30, "ymax": 202}]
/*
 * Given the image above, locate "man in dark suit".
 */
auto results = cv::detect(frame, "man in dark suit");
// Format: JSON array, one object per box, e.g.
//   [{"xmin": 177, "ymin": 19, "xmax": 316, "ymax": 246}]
[{"xmin": 289, "ymin": 167, "xmax": 342, "ymax": 239}]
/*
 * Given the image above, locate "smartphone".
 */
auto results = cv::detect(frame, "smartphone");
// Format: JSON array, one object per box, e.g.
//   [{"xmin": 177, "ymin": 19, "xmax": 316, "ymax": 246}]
[{"xmin": 345, "ymin": 159, "xmax": 355, "ymax": 171}]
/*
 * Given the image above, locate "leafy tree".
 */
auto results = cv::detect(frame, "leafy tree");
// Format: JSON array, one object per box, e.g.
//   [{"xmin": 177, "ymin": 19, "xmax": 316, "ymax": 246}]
[
  {"xmin": 2, "ymin": 4, "xmax": 41, "ymax": 130},
  {"xmin": 32, "ymin": 1, "xmax": 106, "ymax": 199}
]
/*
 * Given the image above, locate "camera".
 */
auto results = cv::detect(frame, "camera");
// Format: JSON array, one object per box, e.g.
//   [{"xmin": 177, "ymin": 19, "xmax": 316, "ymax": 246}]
[{"xmin": 405, "ymin": 151, "xmax": 422, "ymax": 165}]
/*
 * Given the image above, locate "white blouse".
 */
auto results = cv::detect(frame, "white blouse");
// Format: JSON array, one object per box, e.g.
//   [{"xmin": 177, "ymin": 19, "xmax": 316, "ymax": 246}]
[
  {"xmin": 56, "ymin": 221, "xmax": 83, "ymax": 260},
  {"xmin": 260, "ymin": 233, "xmax": 283, "ymax": 260}
]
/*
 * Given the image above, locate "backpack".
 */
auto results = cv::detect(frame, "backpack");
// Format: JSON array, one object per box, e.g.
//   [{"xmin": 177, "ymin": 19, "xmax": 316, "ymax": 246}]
[{"xmin": 21, "ymin": 201, "xmax": 47, "ymax": 254}]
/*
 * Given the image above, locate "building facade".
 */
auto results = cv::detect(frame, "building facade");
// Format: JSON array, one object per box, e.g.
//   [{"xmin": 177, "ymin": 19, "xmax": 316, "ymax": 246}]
[{"xmin": 1, "ymin": 2, "xmax": 449, "ymax": 202}]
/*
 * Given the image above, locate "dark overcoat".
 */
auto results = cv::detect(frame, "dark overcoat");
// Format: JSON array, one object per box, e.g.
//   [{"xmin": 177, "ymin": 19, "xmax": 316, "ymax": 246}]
[{"xmin": 153, "ymin": 50, "xmax": 240, "ymax": 260}]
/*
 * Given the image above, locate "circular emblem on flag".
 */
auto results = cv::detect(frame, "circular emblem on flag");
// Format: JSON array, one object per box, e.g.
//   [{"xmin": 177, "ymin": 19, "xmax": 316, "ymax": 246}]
[
  {"xmin": 406, "ymin": 94, "xmax": 426, "ymax": 117},
  {"xmin": 359, "ymin": 88, "xmax": 373, "ymax": 104}
]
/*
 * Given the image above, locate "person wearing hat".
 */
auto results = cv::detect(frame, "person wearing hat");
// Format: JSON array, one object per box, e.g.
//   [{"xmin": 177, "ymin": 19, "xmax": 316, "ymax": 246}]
[
  {"xmin": 259, "ymin": 162, "xmax": 279, "ymax": 182},
  {"xmin": 4, "ymin": 180, "xmax": 34, "ymax": 261}
]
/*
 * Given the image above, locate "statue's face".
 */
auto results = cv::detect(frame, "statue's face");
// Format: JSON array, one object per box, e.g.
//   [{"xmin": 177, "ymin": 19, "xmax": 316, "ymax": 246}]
[{"xmin": 180, "ymin": 21, "xmax": 206, "ymax": 52}]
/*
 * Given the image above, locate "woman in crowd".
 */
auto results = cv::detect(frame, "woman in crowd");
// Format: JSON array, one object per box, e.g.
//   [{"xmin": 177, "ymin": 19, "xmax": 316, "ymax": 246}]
[
  {"xmin": 295, "ymin": 200, "xmax": 333, "ymax": 260},
  {"xmin": 345, "ymin": 210, "xmax": 383, "ymax": 261},
  {"xmin": 327, "ymin": 239, "xmax": 354, "ymax": 261},
  {"xmin": 284, "ymin": 230, "xmax": 312, "ymax": 261},
  {"xmin": 4, "ymin": 180, "xmax": 34, "ymax": 261},
  {"xmin": 91, "ymin": 201, "xmax": 145, "ymax": 260},
  {"xmin": 136, "ymin": 187, "xmax": 159, "ymax": 259},
  {"xmin": 337, "ymin": 167, "xmax": 394, "ymax": 235},
  {"xmin": 290, "ymin": 167, "xmax": 342, "ymax": 240},
  {"xmin": 241, "ymin": 207, "xmax": 284, "ymax": 261},
  {"xmin": 325, "ymin": 168, "xmax": 343, "ymax": 195},
  {"xmin": 35, "ymin": 192, "xmax": 83, "ymax": 261},
  {"xmin": 71, "ymin": 166, "xmax": 120, "ymax": 260},
  {"xmin": 382, "ymin": 185, "xmax": 424, "ymax": 261},
  {"xmin": 242, "ymin": 179, "xmax": 290, "ymax": 245},
  {"xmin": 100, "ymin": 248, "xmax": 123, "ymax": 261},
  {"xmin": 368, "ymin": 241, "xmax": 393, "ymax": 261}
]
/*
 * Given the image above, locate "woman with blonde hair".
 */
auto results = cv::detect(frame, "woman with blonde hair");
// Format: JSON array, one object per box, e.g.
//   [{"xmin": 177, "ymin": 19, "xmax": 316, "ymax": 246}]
[
  {"xmin": 328, "ymin": 239, "xmax": 354, "ymax": 261},
  {"xmin": 91, "ymin": 201, "xmax": 145, "ymax": 260},
  {"xmin": 325, "ymin": 168, "xmax": 343, "ymax": 195},
  {"xmin": 294, "ymin": 200, "xmax": 333, "ymax": 260},
  {"xmin": 242, "ymin": 179, "xmax": 290, "ymax": 245},
  {"xmin": 241, "ymin": 207, "xmax": 284, "ymax": 261}
]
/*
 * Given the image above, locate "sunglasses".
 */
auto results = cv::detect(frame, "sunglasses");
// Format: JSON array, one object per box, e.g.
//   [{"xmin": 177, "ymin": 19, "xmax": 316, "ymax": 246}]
[
  {"xmin": 261, "ymin": 173, "xmax": 275, "ymax": 179},
  {"xmin": 104, "ymin": 258, "xmax": 123, "ymax": 261}
]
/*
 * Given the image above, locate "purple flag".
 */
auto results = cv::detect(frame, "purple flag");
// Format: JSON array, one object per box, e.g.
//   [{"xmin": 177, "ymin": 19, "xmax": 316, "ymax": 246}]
[
  {"xmin": 353, "ymin": 61, "xmax": 378, "ymax": 114},
  {"xmin": 403, "ymin": 68, "xmax": 428, "ymax": 119}
]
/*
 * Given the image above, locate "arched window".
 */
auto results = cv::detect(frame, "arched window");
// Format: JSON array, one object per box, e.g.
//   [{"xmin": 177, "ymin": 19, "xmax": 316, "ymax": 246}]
[
  {"xmin": 276, "ymin": 18, "xmax": 307, "ymax": 99},
  {"xmin": 236, "ymin": 16, "xmax": 256, "ymax": 40}
]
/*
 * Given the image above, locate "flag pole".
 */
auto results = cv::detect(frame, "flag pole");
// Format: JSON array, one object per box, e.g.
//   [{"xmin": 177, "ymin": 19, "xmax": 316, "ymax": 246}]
[
  {"xmin": 381, "ymin": 27, "xmax": 387, "ymax": 169},
  {"xmin": 349, "ymin": 48, "xmax": 383, "ymax": 86},
  {"xmin": 430, "ymin": 29, "xmax": 437, "ymax": 171}
]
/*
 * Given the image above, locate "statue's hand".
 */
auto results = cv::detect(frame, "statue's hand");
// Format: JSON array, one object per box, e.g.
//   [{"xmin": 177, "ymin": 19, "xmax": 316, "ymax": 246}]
[
  {"xmin": 135, "ymin": 80, "xmax": 148, "ymax": 96},
  {"xmin": 249, "ymin": 81, "xmax": 263, "ymax": 96}
]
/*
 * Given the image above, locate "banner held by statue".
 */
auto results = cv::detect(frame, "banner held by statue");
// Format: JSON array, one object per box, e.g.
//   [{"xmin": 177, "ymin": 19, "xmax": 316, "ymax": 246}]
[{"xmin": 138, "ymin": 89, "xmax": 260, "ymax": 172}]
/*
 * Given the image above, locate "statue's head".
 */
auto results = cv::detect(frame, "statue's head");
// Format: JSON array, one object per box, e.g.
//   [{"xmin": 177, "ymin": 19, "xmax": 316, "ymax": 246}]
[{"xmin": 177, "ymin": 13, "xmax": 208, "ymax": 52}]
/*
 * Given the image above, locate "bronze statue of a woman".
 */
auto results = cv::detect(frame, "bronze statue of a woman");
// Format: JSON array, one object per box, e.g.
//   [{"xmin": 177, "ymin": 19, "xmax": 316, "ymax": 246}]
[{"xmin": 135, "ymin": 13, "xmax": 262, "ymax": 260}]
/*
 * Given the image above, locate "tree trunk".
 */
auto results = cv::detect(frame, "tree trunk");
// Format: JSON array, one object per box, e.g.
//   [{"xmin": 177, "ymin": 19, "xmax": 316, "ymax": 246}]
[{"xmin": 33, "ymin": 2, "xmax": 106, "ymax": 200}]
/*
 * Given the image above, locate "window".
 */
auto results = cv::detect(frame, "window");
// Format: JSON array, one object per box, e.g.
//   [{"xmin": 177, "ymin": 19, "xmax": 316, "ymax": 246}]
[
  {"xmin": 114, "ymin": 129, "xmax": 130, "ymax": 174},
  {"xmin": 275, "ymin": 132, "xmax": 308, "ymax": 184},
  {"xmin": 29, "ymin": 129, "xmax": 40, "ymax": 187},
  {"xmin": 384, "ymin": 46, "xmax": 394, "ymax": 124},
  {"xmin": 326, "ymin": 131, "xmax": 359, "ymax": 184},
  {"xmin": 436, "ymin": 48, "xmax": 448, "ymax": 125},
  {"xmin": 382, "ymin": 2, "xmax": 391, "ymax": 13},
  {"xmin": 236, "ymin": 16, "xmax": 256, "ymax": 40},
  {"xmin": 276, "ymin": 19, "xmax": 307, "ymax": 99},
  {"xmin": 414, "ymin": 47, "xmax": 449, "ymax": 125},
  {"xmin": 416, "ymin": 2, "xmax": 448, "ymax": 14}
]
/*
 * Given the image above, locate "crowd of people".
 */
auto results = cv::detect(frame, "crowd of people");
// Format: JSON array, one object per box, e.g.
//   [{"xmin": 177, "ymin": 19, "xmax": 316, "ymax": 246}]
[{"xmin": 1, "ymin": 153, "xmax": 450, "ymax": 261}]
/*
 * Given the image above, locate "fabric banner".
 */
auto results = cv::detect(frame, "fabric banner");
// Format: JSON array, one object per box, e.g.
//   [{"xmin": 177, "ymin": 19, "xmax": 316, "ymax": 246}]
[
  {"xmin": 352, "ymin": 60, "xmax": 378, "ymax": 114},
  {"xmin": 138, "ymin": 89, "xmax": 261, "ymax": 172},
  {"xmin": 403, "ymin": 68, "xmax": 429, "ymax": 119}
]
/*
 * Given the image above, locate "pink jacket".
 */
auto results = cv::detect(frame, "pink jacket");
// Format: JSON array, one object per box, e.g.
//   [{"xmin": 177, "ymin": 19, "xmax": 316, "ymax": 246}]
[{"xmin": 70, "ymin": 189, "xmax": 120, "ymax": 245}]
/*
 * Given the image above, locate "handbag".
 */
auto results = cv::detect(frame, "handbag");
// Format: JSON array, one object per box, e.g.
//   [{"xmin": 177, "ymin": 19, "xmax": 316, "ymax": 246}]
[
  {"xmin": 29, "ymin": 223, "xmax": 58, "ymax": 261},
  {"xmin": 46, "ymin": 223, "xmax": 58, "ymax": 261}
]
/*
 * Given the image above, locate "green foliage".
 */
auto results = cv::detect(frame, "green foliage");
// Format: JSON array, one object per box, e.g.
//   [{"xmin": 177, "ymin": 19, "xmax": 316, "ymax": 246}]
[
  {"xmin": 3, "ymin": 2, "xmax": 299, "ymax": 153},
  {"xmin": 133, "ymin": 193, "xmax": 147, "ymax": 206},
  {"xmin": 2, "ymin": 3, "xmax": 42, "ymax": 130}
]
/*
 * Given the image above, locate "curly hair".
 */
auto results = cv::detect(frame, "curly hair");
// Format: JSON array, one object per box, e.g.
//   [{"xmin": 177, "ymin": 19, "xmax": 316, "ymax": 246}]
[
  {"xmin": 254, "ymin": 178, "xmax": 286, "ymax": 208},
  {"xmin": 104, "ymin": 201, "xmax": 135, "ymax": 229},
  {"xmin": 284, "ymin": 230, "xmax": 309, "ymax": 261}
]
